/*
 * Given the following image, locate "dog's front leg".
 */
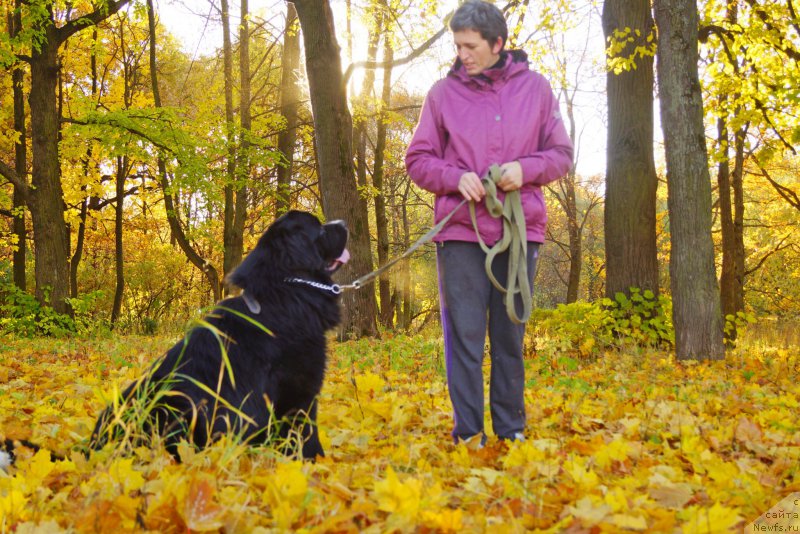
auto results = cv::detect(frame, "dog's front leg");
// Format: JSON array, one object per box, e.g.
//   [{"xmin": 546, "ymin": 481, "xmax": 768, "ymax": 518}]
[{"xmin": 299, "ymin": 401, "xmax": 324, "ymax": 460}]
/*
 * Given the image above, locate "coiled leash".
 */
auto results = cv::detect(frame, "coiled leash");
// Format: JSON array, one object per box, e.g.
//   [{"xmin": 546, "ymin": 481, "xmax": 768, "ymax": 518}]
[
  {"xmin": 339, "ymin": 164, "xmax": 532, "ymax": 324},
  {"xmin": 469, "ymin": 164, "xmax": 531, "ymax": 324}
]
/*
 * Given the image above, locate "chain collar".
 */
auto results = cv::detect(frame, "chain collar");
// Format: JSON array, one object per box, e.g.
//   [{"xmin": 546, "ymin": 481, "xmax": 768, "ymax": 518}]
[{"xmin": 285, "ymin": 277, "xmax": 344, "ymax": 295}]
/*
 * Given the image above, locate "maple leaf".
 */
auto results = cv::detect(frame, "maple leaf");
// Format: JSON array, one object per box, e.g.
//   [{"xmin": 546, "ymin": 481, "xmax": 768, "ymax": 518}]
[
  {"xmin": 354, "ymin": 372, "xmax": 385, "ymax": 395},
  {"xmin": 0, "ymin": 486, "xmax": 29, "ymax": 523},
  {"xmin": 421, "ymin": 507, "xmax": 463, "ymax": 532},
  {"xmin": 108, "ymin": 457, "xmax": 145, "ymax": 494},
  {"xmin": 735, "ymin": 416, "xmax": 765, "ymax": 453},
  {"xmin": 648, "ymin": 481, "xmax": 694, "ymax": 509},
  {"xmin": 593, "ymin": 436, "xmax": 633, "ymax": 470},
  {"xmin": 261, "ymin": 460, "xmax": 309, "ymax": 529},
  {"xmin": 679, "ymin": 502, "xmax": 742, "ymax": 534},
  {"xmin": 17, "ymin": 449, "xmax": 55, "ymax": 490},
  {"xmin": 373, "ymin": 466, "xmax": 422, "ymax": 520},
  {"xmin": 563, "ymin": 456, "xmax": 601, "ymax": 490},
  {"xmin": 181, "ymin": 475, "xmax": 225, "ymax": 531},
  {"xmin": 563, "ymin": 495, "xmax": 611, "ymax": 526},
  {"xmin": 611, "ymin": 512, "xmax": 648, "ymax": 530}
]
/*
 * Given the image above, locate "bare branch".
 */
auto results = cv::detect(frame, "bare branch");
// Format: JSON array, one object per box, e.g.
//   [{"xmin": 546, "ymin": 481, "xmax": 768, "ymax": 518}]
[
  {"xmin": 0, "ymin": 160, "xmax": 29, "ymax": 196},
  {"xmin": 57, "ymin": 0, "xmax": 130, "ymax": 44},
  {"xmin": 342, "ymin": 9, "xmax": 454, "ymax": 88}
]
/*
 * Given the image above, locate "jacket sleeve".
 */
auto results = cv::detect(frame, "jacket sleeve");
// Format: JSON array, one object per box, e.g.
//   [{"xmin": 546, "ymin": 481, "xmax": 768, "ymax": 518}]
[
  {"xmin": 405, "ymin": 85, "xmax": 465, "ymax": 195},
  {"xmin": 518, "ymin": 79, "xmax": 574, "ymax": 186}
]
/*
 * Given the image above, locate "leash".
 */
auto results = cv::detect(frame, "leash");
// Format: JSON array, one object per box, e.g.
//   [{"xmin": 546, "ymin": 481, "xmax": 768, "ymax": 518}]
[
  {"xmin": 336, "ymin": 196, "xmax": 468, "ymax": 292},
  {"xmin": 337, "ymin": 164, "xmax": 532, "ymax": 324},
  {"xmin": 469, "ymin": 165, "xmax": 531, "ymax": 324}
]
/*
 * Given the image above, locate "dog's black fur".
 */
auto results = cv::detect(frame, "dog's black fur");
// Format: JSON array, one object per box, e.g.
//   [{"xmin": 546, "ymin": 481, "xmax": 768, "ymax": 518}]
[{"xmin": 86, "ymin": 210, "xmax": 348, "ymax": 460}]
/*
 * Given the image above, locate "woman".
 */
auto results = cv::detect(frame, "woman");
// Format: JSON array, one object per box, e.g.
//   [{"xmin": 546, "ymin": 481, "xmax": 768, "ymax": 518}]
[{"xmin": 405, "ymin": 0, "xmax": 573, "ymax": 445}]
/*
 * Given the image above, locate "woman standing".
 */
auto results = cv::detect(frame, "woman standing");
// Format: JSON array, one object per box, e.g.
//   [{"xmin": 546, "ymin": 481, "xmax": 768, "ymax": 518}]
[{"xmin": 405, "ymin": 0, "xmax": 574, "ymax": 445}]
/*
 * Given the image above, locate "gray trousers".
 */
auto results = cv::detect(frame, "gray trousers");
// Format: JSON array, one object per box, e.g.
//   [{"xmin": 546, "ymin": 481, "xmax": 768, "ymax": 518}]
[{"xmin": 436, "ymin": 240, "xmax": 539, "ymax": 442}]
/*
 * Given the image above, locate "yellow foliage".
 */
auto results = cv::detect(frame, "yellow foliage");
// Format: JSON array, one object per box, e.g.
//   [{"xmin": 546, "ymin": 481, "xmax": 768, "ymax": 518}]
[
  {"xmin": 373, "ymin": 465, "xmax": 422, "ymax": 519},
  {"xmin": 0, "ymin": 335, "xmax": 796, "ymax": 531}
]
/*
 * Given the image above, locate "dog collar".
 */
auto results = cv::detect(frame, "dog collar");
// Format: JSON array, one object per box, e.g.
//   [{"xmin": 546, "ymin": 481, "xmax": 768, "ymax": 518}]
[{"xmin": 285, "ymin": 277, "xmax": 343, "ymax": 295}]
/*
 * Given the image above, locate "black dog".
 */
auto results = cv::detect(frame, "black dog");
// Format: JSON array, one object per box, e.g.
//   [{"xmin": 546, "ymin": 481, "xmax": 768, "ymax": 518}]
[{"xmin": 88, "ymin": 210, "xmax": 349, "ymax": 460}]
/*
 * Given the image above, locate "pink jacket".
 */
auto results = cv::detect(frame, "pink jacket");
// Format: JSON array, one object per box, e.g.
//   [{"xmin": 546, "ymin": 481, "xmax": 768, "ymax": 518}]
[{"xmin": 405, "ymin": 50, "xmax": 574, "ymax": 244}]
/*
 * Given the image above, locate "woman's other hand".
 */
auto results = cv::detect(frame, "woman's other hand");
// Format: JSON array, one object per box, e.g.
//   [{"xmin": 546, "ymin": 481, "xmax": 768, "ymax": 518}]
[{"xmin": 497, "ymin": 161, "xmax": 523, "ymax": 191}]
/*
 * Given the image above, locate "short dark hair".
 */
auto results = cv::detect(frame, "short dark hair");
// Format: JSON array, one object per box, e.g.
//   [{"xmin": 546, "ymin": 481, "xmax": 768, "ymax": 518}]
[{"xmin": 449, "ymin": 0, "xmax": 508, "ymax": 49}]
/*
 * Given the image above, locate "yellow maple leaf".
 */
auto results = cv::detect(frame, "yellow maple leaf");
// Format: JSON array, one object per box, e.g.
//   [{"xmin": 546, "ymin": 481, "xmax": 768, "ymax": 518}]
[
  {"xmin": 564, "ymin": 495, "xmax": 611, "ymax": 526},
  {"xmin": 262, "ymin": 460, "xmax": 309, "ymax": 509},
  {"xmin": 181, "ymin": 474, "xmax": 225, "ymax": 531},
  {"xmin": 108, "ymin": 457, "xmax": 145, "ymax": 494},
  {"xmin": 0, "ymin": 487, "xmax": 29, "ymax": 522},
  {"xmin": 18, "ymin": 448, "xmax": 55, "ymax": 489},
  {"xmin": 648, "ymin": 482, "xmax": 694, "ymax": 509},
  {"xmin": 611, "ymin": 512, "xmax": 648, "ymax": 531},
  {"xmin": 502, "ymin": 440, "xmax": 546, "ymax": 469},
  {"xmin": 603, "ymin": 486, "xmax": 629, "ymax": 512},
  {"xmin": 564, "ymin": 456, "xmax": 600, "ymax": 490},
  {"xmin": 680, "ymin": 502, "xmax": 742, "ymax": 534},
  {"xmin": 373, "ymin": 465, "xmax": 422, "ymax": 519},
  {"xmin": 422, "ymin": 507, "xmax": 463, "ymax": 532},
  {"xmin": 355, "ymin": 372, "xmax": 385, "ymax": 395},
  {"xmin": 593, "ymin": 437, "xmax": 632, "ymax": 470}
]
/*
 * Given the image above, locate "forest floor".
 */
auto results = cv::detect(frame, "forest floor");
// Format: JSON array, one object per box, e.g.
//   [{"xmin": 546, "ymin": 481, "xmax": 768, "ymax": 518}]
[{"xmin": 0, "ymin": 329, "xmax": 798, "ymax": 532}]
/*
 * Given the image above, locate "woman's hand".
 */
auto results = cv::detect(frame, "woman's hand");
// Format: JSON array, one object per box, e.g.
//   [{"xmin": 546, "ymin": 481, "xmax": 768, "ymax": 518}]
[
  {"xmin": 497, "ymin": 161, "xmax": 523, "ymax": 191},
  {"xmin": 458, "ymin": 171, "xmax": 486, "ymax": 202}
]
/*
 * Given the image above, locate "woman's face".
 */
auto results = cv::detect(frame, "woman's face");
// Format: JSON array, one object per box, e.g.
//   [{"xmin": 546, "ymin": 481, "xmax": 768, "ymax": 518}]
[{"xmin": 453, "ymin": 29, "xmax": 503, "ymax": 76}]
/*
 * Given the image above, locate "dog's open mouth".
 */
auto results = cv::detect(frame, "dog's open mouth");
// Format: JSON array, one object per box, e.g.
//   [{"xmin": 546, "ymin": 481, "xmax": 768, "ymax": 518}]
[{"xmin": 327, "ymin": 248, "xmax": 350, "ymax": 272}]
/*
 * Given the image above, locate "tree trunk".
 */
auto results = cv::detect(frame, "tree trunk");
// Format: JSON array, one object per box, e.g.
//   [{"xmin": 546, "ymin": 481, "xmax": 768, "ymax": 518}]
[
  {"xmin": 28, "ymin": 22, "xmax": 71, "ymax": 314},
  {"xmin": 71, "ymin": 28, "xmax": 99, "ymax": 300},
  {"xmin": 602, "ymin": 0, "xmax": 660, "ymax": 300},
  {"xmin": 562, "ymin": 172, "xmax": 581, "ymax": 303},
  {"xmin": 276, "ymin": 2, "xmax": 301, "ymax": 216},
  {"xmin": 70, "ymin": 188, "xmax": 89, "ymax": 300},
  {"xmin": 221, "ymin": 0, "xmax": 238, "ymax": 284},
  {"xmin": 294, "ymin": 0, "xmax": 378, "ymax": 337},
  {"xmin": 717, "ymin": 115, "xmax": 737, "ymax": 339},
  {"xmin": 223, "ymin": 0, "xmax": 249, "ymax": 280},
  {"xmin": 11, "ymin": 1, "xmax": 27, "ymax": 291},
  {"xmin": 732, "ymin": 126, "xmax": 746, "ymax": 315},
  {"xmin": 147, "ymin": 0, "xmax": 221, "ymax": 301},
  {"xmin": 353, "ymin": 5, "xmax": 382, "ymax": 195},
  {"xmin": 716, "ymin": 115, "xmax": 747, "ymax": 340},
  {"xmin": 233, "ymin": 0, "xmax": 250, "ymax": 265},
  {"xmin": 111, "ymin": 156, "xmax": 128, "ymax": 325},
  {"xmin": 398, "ymin": 181, "xmax": 413, "ymax": 330},
  {"xmin": 374, "ymin": 34, "xmax": 393, "ymax": 327},
  {"xmin": 551, "ymin": 89, "xmax": 581, "ymax": 303},
  {"xmin": 653, "ymin": 0, "xmax": 724, "ymax": 360},
  {"xmin": 19, "ymin": 1, "xmax": 128, "ymax": 315},
  {"xmin": 717, "ymin": 2, "xmax": 747, "ymax": 341}
]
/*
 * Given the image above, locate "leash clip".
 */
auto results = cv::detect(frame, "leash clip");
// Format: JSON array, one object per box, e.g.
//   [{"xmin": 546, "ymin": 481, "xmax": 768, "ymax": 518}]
[{"xmin": 335, "ymin": 280, "xmax": 362, "ymax": 292}]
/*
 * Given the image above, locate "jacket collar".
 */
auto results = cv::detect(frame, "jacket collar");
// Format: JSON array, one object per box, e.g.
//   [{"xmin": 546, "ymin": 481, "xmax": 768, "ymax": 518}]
[{"xmin": 449, "ymin": 49, "xmax": 530, "ymax": 88}]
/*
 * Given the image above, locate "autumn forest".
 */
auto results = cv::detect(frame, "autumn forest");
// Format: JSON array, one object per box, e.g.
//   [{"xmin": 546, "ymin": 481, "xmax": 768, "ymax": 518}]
[{"xmin": 0, "ymin": 0, "xmax": 799, "ymax": 532}]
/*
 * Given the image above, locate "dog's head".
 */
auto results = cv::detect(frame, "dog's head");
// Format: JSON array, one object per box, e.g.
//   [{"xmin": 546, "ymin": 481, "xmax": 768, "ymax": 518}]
[{"xmin": 227, "ymin": 210, "xmax": 349, "ymax": 296}]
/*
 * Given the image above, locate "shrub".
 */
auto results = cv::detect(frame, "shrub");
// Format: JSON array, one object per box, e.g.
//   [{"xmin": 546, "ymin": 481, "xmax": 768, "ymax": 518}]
[
  {"xmin": 529, "ymin": 289, "xmax": 674, "ymax": 358},
  {"xmin": 0, "ymin": 265, "xmax": 108, "ymax": 337}
]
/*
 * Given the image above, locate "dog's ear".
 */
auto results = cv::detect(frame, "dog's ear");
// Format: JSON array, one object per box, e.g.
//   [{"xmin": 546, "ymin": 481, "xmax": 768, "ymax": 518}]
[{"xmin": 226, "ymin": 240, "xmax": 274, "ymax": 294}]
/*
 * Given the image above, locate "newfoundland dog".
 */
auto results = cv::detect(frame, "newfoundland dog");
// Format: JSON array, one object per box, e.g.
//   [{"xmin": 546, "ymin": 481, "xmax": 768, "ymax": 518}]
[{"xmin": 88, "ymin": 210, "xmax": 349, "ymax": 460}]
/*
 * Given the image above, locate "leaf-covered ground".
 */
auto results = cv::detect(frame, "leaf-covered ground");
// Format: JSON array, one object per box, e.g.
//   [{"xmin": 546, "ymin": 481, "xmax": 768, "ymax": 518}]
[{"xmin": 0, "ymin": 333, "xmax": 798, "ymax": 532}]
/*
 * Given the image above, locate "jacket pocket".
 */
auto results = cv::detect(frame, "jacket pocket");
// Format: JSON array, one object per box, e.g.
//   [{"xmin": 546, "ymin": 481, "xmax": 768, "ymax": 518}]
[{"xmin": 521, "ymin": 187, "xmax": 546, "ymax": 227}]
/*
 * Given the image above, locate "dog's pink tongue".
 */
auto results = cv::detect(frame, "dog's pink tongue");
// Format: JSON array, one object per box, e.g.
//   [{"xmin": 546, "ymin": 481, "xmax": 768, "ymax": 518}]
[{"xmin": 336, "ymin": 248, "xmax": 350, "ymax": 265}]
